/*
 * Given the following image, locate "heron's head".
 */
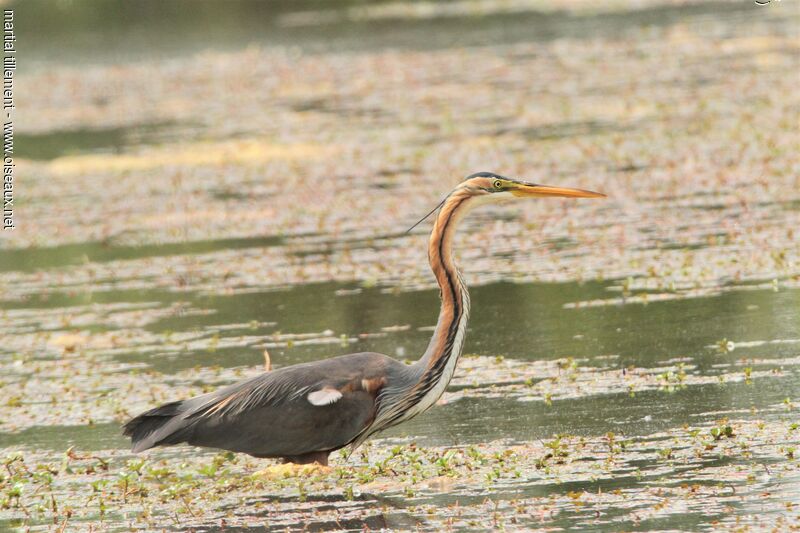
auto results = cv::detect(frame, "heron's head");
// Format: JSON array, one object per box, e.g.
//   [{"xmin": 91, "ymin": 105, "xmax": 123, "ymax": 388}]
[
  {"xmin": 459, "ymin": 171, "xmax": 606, "ymax": 201},
  {"xmin": 407, "ymin": 172, "xmax": 605, "ymax": 232}
]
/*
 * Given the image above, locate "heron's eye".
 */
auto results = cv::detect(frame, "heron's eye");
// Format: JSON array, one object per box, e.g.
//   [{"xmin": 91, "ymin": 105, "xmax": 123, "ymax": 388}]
[{"xmin": 493, "ymin": 180, "xmax": 503, "ymax": 189}]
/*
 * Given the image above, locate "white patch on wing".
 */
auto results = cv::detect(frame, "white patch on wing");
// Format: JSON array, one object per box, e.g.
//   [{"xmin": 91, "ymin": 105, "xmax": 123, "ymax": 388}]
[{"xmin": 307, "ymin": 388, "xmax": 342, "ymax": 406}]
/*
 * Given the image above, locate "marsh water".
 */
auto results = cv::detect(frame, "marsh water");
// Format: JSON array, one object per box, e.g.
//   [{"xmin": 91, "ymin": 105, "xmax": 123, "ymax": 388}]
[
  {"xmin": 3, "ymin": 238, "xmax": 800, "ymax": 530},
  {"xmin": 3, "ymin": 0, "xmax": 800, "ymax": 530}
]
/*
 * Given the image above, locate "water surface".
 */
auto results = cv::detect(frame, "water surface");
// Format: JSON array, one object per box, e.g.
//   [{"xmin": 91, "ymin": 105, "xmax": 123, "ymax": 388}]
[{"xmin": 4, "ymin": 0, "xmax": 799, "ymax": 530}]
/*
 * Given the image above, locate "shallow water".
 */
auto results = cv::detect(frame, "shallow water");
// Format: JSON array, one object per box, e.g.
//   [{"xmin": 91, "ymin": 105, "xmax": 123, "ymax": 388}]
[
  {"xmin": 1, "ymin": 233, "xmax": 798, "ymax": 530},
  {"xmin": 4, "ymin": 0, "xmax": 799, "ymax": 530}
]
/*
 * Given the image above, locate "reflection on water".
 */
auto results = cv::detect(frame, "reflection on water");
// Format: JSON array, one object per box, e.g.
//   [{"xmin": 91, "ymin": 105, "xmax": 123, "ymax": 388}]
[{"xmin": 125, "ymin": 278, "xmax": 800, "ymax": 378}]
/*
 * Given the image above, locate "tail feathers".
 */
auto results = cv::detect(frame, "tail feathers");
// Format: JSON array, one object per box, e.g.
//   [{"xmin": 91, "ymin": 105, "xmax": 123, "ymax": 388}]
[{"xmin": 123, "ymin": 400, "xmax": 193, "ymax": 453}]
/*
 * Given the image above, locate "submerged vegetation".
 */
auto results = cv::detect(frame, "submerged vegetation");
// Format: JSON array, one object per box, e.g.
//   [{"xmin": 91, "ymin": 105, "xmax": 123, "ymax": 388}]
[{"xmin": 3, "ymin": 0, "xmax": 799, "ymax": 530}]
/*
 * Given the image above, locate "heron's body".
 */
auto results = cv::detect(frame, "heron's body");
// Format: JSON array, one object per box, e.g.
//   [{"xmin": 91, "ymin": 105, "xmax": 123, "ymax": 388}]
[
  {"xmin": 124, "ymin": 173, "xmax": 603, "ymax": 465},
  {"xmin": 126, "ymin": 352, "xmax": 409, "ymax": 463}
]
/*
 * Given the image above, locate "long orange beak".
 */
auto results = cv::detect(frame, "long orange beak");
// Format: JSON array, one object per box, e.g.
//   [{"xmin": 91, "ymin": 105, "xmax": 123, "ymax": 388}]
[{"xmin": 511, "ymin": 183, "xmax": 606, "ymax": 199}]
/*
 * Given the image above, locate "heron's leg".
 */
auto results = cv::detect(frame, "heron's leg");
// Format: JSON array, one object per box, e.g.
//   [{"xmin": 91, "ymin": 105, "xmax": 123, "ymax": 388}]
[
  {"xmin": 283, "ymin": 451, "xmax": 329, "ymax": 466},
  {"xmin": 255, "ymin": 451, "xmax": 332, "ymax": 478}
]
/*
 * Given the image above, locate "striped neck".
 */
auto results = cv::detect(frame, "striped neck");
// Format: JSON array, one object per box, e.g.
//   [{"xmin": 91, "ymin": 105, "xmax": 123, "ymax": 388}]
[
  {"xmin": 352, "ymin": 186, "xmax": 485, "ymax": 444},
  {"xmin": 415, "ymin": 189, "xmax": 473, "ymax": 374}
]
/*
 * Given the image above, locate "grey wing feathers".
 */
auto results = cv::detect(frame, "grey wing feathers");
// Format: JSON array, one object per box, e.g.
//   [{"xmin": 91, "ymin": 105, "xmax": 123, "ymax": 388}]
[
  {"xmin": 125, "ymin": 352, "xmax": 407, "ymax": 458},
  {"xmin": 190, "ymin": 370, "xmax": 312, "ymax": 418}
]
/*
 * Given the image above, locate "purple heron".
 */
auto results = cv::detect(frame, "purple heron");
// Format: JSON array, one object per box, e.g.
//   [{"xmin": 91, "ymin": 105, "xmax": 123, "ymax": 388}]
[{"xmin": 124, "ymin": 173, "xmax": 604, "ymax": 465}]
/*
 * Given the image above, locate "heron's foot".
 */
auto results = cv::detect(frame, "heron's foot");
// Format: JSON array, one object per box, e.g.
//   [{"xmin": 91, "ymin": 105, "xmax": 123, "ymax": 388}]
[{"xmin": 255, "ymin": 463, "xmax": 331, "ymax": 479}]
